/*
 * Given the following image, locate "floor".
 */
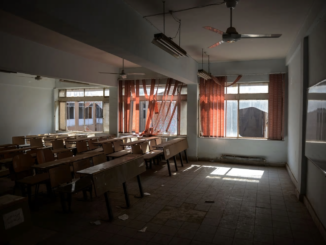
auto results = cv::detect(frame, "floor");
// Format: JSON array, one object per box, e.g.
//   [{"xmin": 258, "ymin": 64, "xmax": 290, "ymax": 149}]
[{"xmin": 1, "ymin": 160, "xmax": 325, "ymax": 245}]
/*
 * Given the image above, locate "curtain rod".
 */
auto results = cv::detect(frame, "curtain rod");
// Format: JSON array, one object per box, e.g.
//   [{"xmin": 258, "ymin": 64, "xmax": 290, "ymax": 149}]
[{"xmin": 212, "ymin": 72, "xmax": 286, "ymax": 76}]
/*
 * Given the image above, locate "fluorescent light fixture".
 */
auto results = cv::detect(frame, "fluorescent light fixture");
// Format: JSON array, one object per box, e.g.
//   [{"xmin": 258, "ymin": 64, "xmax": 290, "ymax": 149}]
[
  {"xmin": 152, "ymin": 33, "xmax": 187, "ymax": 58},
  {"xmin": 197, "ymin": 69, "xmax": 212, "ymax": 80}
]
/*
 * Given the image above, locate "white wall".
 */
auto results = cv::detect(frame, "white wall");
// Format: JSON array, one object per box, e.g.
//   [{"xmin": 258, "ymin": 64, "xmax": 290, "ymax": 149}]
[
  {"xmin": 0, "ymin": 31, "xmax": 119, "ymax": 87},
  {"xmin": 287, "ymin": 45, "xmax": 303, "ymax": 185},
  {"xmin": 0, "ymin": 72, "xmax": 55, "ymax": 144}
]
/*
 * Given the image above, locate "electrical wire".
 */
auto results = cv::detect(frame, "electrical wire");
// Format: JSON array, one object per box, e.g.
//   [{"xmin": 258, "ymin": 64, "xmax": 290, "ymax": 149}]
[{"xmin": 143, "ymin": 1, "xmax": 226, "ymax": 19}]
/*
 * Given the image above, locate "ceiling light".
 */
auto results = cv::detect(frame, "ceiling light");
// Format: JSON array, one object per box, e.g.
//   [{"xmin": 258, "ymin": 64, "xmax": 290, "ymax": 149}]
[
  {"xmin": 152, "ymin": 33, "xmax": 187, "ymax": 58},
  {"xmin": 197, "ymin": 69, "xmax": 212, "ymax": 80}
]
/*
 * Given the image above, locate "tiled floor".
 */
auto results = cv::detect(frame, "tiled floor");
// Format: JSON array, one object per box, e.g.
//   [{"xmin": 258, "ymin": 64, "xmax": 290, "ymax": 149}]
[{"xmin": 2, "ymin": 161, "xmax": 326, "ymax": 245}]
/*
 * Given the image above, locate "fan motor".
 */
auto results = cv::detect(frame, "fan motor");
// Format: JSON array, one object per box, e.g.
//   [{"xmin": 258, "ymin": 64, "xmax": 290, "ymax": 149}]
[{"xmin": 225, "ymin": 0, "xmax": 239, "ymax": 9}]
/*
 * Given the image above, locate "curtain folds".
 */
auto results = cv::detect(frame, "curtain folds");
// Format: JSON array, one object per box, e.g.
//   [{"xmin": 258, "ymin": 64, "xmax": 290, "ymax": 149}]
[
  {"xmin": 268, "ymin": 74, "xmax": 285, "ymax": 140},
  {"xmin": 118, "ymin": 79, "xmax": 183, "ymax": 134},
  {"xmin": 200, "ymin": 77, "xmax": 225, "ymax": 137}
]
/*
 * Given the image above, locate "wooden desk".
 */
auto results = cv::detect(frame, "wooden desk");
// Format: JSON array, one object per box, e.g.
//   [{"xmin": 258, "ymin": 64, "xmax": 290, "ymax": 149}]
[
  {"xmin": 93, "ymin": 138, "xmax": 121, "ymax": 145},
  {"xmin": 0, "ymin": 146, "xmax": 39, "ymax": 155},
  {"xmin": 32, "ymin": 151, "xmax": 103, "ymax": 171},
  {"xmin": 155, "ymin": 138, "xmax": 189, "ymax": 176},
  {"xmin": 77, "ymin": 154, "xmax": 146, "ymax": 220},
  {"xmin": 0, "ymin": 144, "xmax": 17, "ymax": 148},
  {"xmin": 51, "ymin": 148, "xmax": 72, "ymax": 154},
  {"xmin": 121, "ymin": 137, "xmax": 158, "ymax": 147},
  {"xmin": 64, "ymin": 138, "xmax": 89, "ymax": 143}
]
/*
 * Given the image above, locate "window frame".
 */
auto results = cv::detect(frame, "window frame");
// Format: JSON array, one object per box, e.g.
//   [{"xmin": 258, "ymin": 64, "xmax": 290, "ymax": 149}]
[{"xmin": 224, "ymin": 82, "xmax": 269, "ymax": 139}]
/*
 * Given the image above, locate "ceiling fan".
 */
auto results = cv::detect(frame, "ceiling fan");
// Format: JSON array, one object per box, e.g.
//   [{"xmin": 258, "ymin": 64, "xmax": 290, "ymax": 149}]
[
  {"xmin": 203, "ymin": 0, "xmax": 282, "ymax": 48},
  {"xmin": 99, "ymin": 59, "xmax": 145, "ymax": 79}
]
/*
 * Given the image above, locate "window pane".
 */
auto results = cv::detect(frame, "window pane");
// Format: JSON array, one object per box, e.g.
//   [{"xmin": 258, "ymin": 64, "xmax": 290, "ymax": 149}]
[
  {"xmin": 85, "ymin": 88, "xmax": 103, "ymax": 97},
  {"xmin": 78, "ymin": 102, "xmax": 84, "ymax": 127},
  {"xmin": 85, "ymin": 102, "xmax": 93, "ymax": 126},
  {"xmin": 225, "ymin": 100, "xmax": 238, "ymax": 137},
  {"xmin": 66, "ymin": 89, "xmax": 84, "ymax": 97},
  {"xmin": 309, "ymin": 84, "xmax": 326, "ymax": 93},
  {"xmin": 66, "ymin": 102, "xmax": 75, "ymax": 127},
  {"xmin": 95, "ymin": 102, "xmax": 103, "ymax": 131},
  {"xmin": 239, "ymin": 83, "xmax": 268, "ymax": 94},
  {"xmin": 59, "ymin": 90, "xmax": 66, "ymax": 97},
  {"xmin": 225, "ymin": 84, "xmax": 238, "ymax": 94},
  {"xmin": 104, "ymin": 89, "xmax": 110, "ymax": 96},
  {"xmin": 239, "ymin": 100, "xmax": 268, "ymax": 138}
]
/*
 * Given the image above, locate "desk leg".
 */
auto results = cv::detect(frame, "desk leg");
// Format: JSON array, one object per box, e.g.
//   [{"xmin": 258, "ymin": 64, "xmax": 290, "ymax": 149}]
[
  {"xmin": 134, "ymin": 175, "xmax": 144, "ymax": 198},
  {"xmin": 27, "ymin": 185, "xmax": 32, "ymax": 209},
  {"xmin": 122, "ymin": 182, "xmax": 130, "ymax": 208},
  {"xmin": 166, "ymin": 159, "xmax": 171, "ymax": 176},
  {"xmin": 179, "ymin": 152, "xmax": 184, "ymax": 167},
  {"xmin": 104, "ymin": 192, "xmax": 114, "ymax": 221},
  {"xmin": 184, "ymin": 150, "xmax": 189, "ymax": 163},
  {"xmin": 173, "ymin": 156, "xmax": 178, "ymax": 172}
]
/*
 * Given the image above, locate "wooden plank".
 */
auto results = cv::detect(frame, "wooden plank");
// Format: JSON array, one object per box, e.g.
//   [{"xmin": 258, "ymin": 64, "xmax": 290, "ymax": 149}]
[
  {"xmin": 32, "ymin": 151, "xmax": 103, "ymax": 170},
  {"xmin": 0, "ymin": 146, "xmax": 39, "ymax": 155},
  {"xmin": 155, "ymin": 138, "xmax": 188, "ymax": 159},
  {"xmin": 77, "ymin": 154, "xmax": 145, "ymax": 196}
]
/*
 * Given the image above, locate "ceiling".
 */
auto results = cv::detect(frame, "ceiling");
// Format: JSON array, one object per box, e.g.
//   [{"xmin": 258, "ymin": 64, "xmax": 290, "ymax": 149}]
[
  {"xmin": 124, "ymin": 0, "xmax": 315, "ymax": 62},
  {"xmin": 0, "ymin": 10, "xmax": 140, "ymax": 68}
]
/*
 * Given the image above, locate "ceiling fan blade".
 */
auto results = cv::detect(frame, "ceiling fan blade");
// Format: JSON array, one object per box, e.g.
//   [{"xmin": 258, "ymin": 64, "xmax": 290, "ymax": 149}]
[
  {"xmin": 241, "ymin": 34, "xmax": 282, "ymax": 38},
  {"xmin": 203, "ymin": 26, "xmax": 225, "ymax": 35},
  {"xmin": 126, "ymin": 73, "xmax": 145, "ymax": 75},
  {"xmin": 208, "ymin": 41, "xmax": 224, "ymax": 49},
  {"xmin": 99, "ymin": 72, "xmax": 120, "ymax": 74}
]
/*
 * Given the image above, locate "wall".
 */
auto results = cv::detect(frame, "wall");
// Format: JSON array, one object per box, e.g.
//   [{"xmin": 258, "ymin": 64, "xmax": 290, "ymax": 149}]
[
  {"xmin": 0, "ymin": 72, "xmax": 55, "ymax": 144},
  {"xmin": 305, "ymin": 8, "xmax": 326, "ymax": 235},
  {"xmin": 287, "ymin": 44, "xmax": 303, "ymax": 186}
]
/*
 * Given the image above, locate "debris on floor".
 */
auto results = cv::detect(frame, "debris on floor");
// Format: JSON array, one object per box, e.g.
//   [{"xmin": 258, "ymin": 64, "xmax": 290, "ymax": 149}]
[
  {"xmin": 90, "ymin": 220, "xmax": 101, "ymax": 225},
  {"xmin": 118, "ymin": 214, "xmax": 129, "ymax": 220},
  {"xmin": 144, "ymin": 192, "xmax": 151, "ymax": 196},
  {"xmin": 138, "ymin": 227, "xmax": 147, "ymax": 232},
  {"xmin": 205, "ymin": 201, "xmax": 215, "ymax": 203}
]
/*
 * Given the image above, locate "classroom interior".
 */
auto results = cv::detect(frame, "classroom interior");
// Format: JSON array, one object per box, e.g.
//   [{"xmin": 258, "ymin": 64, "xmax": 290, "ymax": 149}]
[{"xmin": 0, "ymin": 0, "xmax": 326, "ymax": 244}]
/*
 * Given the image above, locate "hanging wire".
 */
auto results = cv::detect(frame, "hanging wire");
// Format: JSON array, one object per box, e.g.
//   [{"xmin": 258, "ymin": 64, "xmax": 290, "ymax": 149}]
[
  {"xmin": 143, "ymin": 1, "xmax": 226, "ymax": 18},
  {"xmin": 170, "ymin": 12, "xmax": 181, "ymax": 45},
  {"xmin": 202, "ymin": 49, "xmax": 204, "ymax": 69},
  {"xmin": 163, "ymin": 1, "xmax": 165, "ymax": 34}
]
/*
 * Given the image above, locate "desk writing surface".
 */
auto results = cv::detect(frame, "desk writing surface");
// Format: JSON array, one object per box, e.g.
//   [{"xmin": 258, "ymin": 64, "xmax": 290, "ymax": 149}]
[
  {"xmin": 0, "ymin": 195, "xmax": 26, "ymax": 209},
  {"xmin": 77, "ymin": 154, "xmax": 145, "ymax": 196},
  {"xmin": 93, "ymin": 138, "xmax": 120, "ymax": 145},
  {"xmin": 0, "ymin": 146, "xmax": 39, "ymax": 155},
  {"xmin": 51, "ymin": 148, "xmax": 72, "ymax": 154},
  {"xmin": 155, "ymin": 138, "xmax": 188, "ymax": 159},
  {"xmin": 33, "ymin": 151, "xmax": 103, "ymax": 170}
]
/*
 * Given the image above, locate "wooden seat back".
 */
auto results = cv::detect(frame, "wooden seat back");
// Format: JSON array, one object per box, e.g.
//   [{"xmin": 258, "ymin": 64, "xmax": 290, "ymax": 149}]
[
  {"xmin": 141, "ymin": 142, "xmax": 149, "ymax": 154},
  {"xmin": 131, "ymin": 144, "xmax": 142, "ymax": 154},
  {"xmin": 102, "ymin": 143, "xmax": 114, "ymax": 154},
  {"xmin": 1, "ymin": 145, "xmax": 19, "ymax": 159},
  {"xmin": 57, "ymin": 150, "xmax": 73, "ymax": 159},
  {"xmin": 92, "ymin": 154, "xmax": 107, "ymax": 165},
  {"xmin": 30, "ymin": 138, "xmax": 43, "ymax": 147},
  {"xmin": 113, "ymin": 140, "xmax": 124, "ymax": 152},
  {"xmin": 88, "ymin": 139, "xmax": 98, "ymax": 150},
  {"xmin": 76, "ymin": 141, "xmax": 88, "ymax": 153},
  {"xmin": 149, "ymin": 139, "xmax": 157, "ymax": 151},
  {"xmin": 76, "ymin": 135, "xmax": 87, "ymax": 139},
  {"xmin": 36, "ymin": 148, "xmax": 55, "ymax": 164},
  {"xmin": 52, "ymin": 140, "xmax": 64, "ymax": 150},
  {"xmin": 12, "ymin": 154, "xmax": 34, "ymax": 173},
  {"xmin": 49, "ymin": 165, "xmax": 72, "ymax": 188},
  {"xmin": 73, "ymin": 159, "xmax": 92, "ymax": 178},
  {"xmin": 155, "ymin": 137, "xmax": 162, "ymax": 145},
  {"xmin": 12, "ymin": 136, "xmax": 25, "ymax": 145}
]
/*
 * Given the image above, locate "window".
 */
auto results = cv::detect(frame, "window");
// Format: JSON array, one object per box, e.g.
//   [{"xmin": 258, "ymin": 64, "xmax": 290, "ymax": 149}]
[
  {"xmin": 58, "ymin": 89, "xmax": 109, "ymax": 132},
  {"xmin": 225, "ymin": 82, "xmax": 269, "ymax": 138}
]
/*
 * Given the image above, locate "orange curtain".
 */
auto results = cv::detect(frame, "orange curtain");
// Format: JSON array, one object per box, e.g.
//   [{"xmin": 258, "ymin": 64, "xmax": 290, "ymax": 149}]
[
  {"xmin": 268, "ymin": 74, "xmax": 284, "ymax": 140},
  {"xmin": 200, "ymin": 77, "xmax": 225, "ymax": 137},
  {"xmin": 118, "ymin": 81, "xmax": 123, "ymax": 133}
]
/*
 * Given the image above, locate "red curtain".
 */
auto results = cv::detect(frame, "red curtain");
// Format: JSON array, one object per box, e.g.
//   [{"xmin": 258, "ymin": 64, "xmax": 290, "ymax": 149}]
[
  {"xmin": 200, "ymin": 77, "xmax": 225, "ymax": 137},
  {"xmin": 118, "ymin": 81, "xmax": 123, "ymax": 133},
  {"xmin": 268, "ymin": 74, "xmax": 285, "ymax": 140}
]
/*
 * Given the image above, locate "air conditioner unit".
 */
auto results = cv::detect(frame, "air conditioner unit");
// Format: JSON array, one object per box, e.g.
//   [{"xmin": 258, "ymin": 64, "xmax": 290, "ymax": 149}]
[{"xmin": 152, "ymin": 33, "xmax": 187, "ymax": 58}]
